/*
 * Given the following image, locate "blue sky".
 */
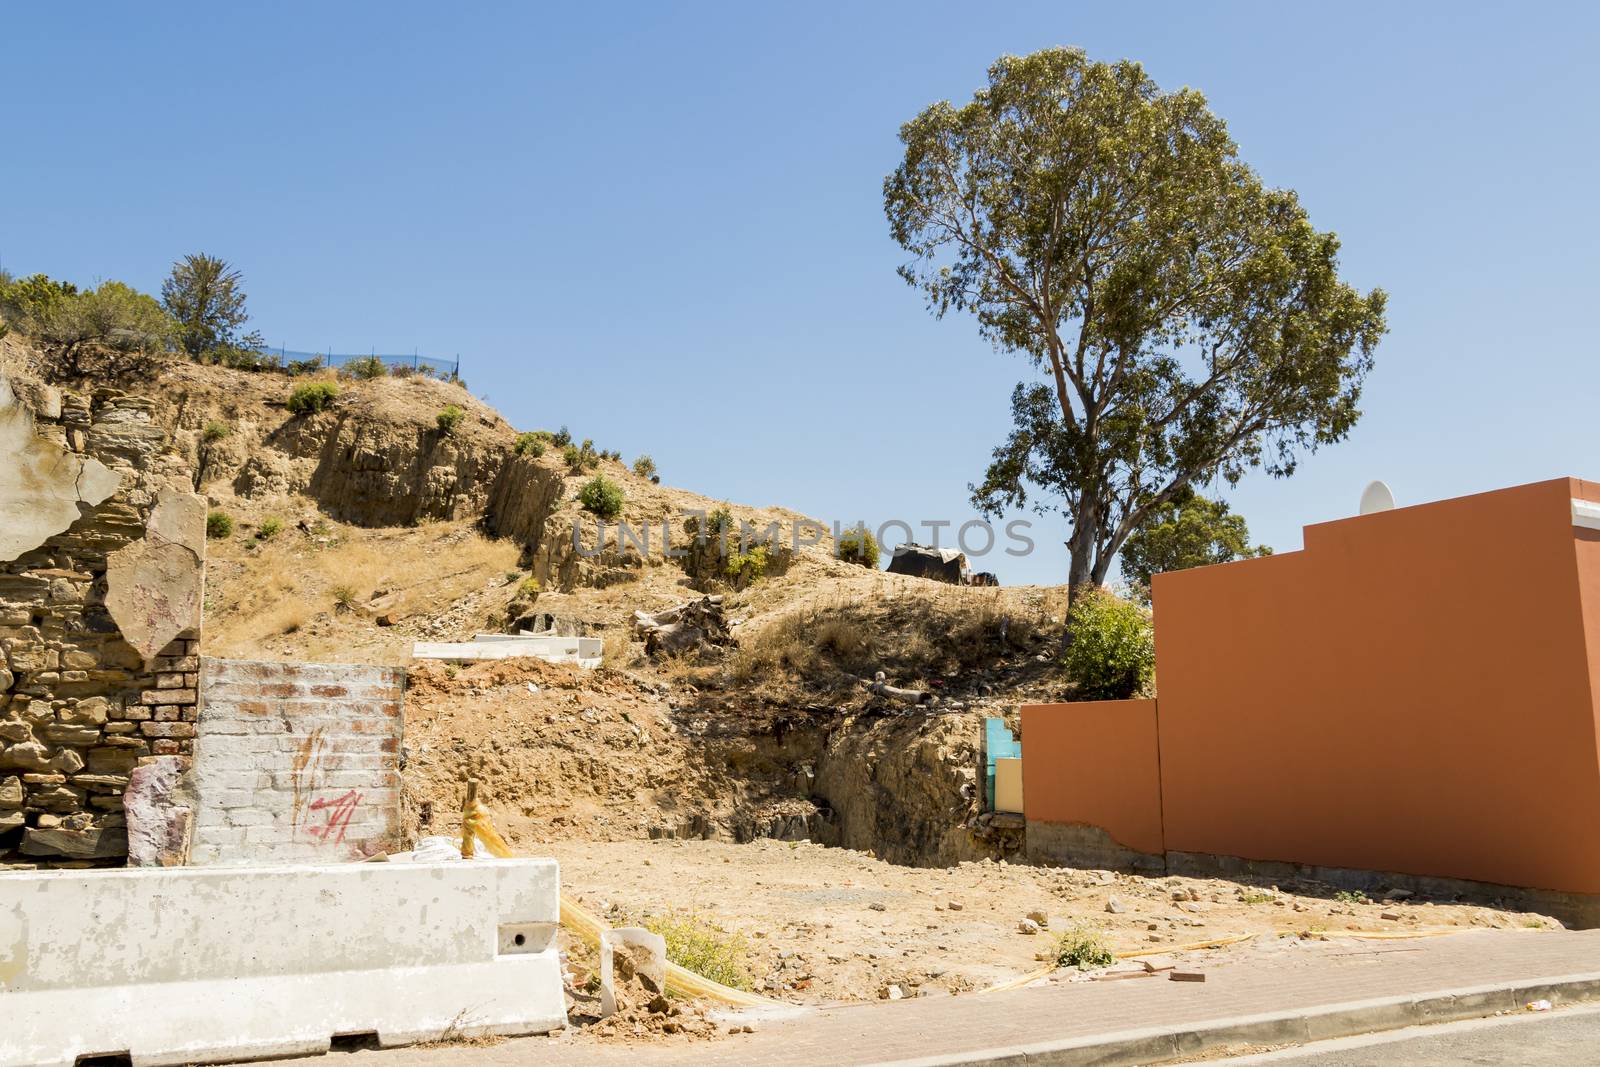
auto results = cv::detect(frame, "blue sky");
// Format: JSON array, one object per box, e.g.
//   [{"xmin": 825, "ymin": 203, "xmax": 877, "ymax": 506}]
[{"xmin": 4, "ymin": 3, "xmax": 1597, "ymax": 585}]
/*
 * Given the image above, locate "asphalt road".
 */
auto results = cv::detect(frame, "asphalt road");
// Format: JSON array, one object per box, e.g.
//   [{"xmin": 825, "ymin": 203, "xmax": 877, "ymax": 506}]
[{"xmin": 1211, "ymin": 1003, "xmax": 1600, "ymax": 1065}]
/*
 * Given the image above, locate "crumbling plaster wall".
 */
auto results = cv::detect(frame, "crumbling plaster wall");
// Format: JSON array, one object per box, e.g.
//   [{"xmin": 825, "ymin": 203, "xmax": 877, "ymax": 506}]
[
  {"xmin": 188, "ymin": 658, "xmax": 403, "ymax": 865},
  {"xmin": 0, "ymin": 372, "xmax": 203, "ymax": 862}
]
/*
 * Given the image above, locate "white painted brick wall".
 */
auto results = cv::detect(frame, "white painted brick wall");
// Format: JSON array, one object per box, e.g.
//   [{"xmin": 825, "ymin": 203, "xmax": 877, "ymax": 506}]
[{"xmin": 188, "ymin": 658, "xmax": 404, "ymax": 865}]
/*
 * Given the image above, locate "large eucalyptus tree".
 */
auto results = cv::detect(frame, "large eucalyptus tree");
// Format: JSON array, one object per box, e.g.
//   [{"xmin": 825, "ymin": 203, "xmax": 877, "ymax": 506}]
[{"xmin": 885, "ymin": 48, "xmax": 1387, "ymax": 595}]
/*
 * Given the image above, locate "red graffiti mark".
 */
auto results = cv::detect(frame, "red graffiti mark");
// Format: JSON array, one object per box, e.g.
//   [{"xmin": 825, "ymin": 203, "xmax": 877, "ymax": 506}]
[{"xmin": 306, "ymin": 789, "xmax": 362, "ymax": 845}]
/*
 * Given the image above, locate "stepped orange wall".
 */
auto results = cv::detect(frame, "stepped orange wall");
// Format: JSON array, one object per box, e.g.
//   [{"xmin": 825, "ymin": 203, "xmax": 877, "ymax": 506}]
[{"xmin": 1023, "ymin": 477, "xmax": 1600, "ymax": 896}]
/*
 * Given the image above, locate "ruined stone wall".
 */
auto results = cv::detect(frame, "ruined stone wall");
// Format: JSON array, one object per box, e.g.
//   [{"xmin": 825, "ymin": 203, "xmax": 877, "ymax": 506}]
[
  {"xmin": 0, "ymin": 374, "xmax": 203, "ymax": 862},
  {"xmin": 187, "ymin": 658, "xmax": 403, "ymax": 864}
]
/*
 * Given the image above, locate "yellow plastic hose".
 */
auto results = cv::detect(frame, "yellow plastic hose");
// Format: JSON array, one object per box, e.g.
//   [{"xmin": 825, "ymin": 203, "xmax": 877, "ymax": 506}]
[{"xmin": 460, "ymin": 798, "xmax": 784, "ymax": 1008}]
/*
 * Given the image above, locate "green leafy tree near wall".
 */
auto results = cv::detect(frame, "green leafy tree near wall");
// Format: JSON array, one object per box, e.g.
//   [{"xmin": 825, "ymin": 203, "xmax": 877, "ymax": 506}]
[
  {"xmin": 1119, "ymin": 489, "xmax": 1271, "ymax": 602},
  {"xmin": 885, "ymin": 48, "xmax": 1387, "ymax": 597},
  {"xmin": 161, "ymin": 253, "xmax": 262, "ymax": 359}
]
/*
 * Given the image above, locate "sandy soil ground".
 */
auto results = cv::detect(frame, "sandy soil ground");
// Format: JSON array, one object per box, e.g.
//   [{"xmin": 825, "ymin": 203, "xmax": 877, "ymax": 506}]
[{"xmin": 544, "ymin": 839, "xmax": 1558, "ymax": 1006}]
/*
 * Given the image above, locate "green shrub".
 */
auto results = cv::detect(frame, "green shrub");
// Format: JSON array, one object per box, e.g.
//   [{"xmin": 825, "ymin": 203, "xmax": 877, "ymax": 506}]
[
  {"xmin": 1053, "ymin": 925, "xmax": 1116, "ymax": 970},
  {"xmin": 563, "ymin": 442, "xmax": 599, "ymax": 472},
  {"xmin": 286, "ymin": 381, "xmax": 338, "ymax": 415},
  {"xmin": 436, "ymin": 404, "xmax": 465, "ymax": 434},
  {"xmin": 258, "ymin": 516, "xmax": 283, "ymax": 540},
  {"xmin": 514, "ymin": 432, "xmax": 547, "ymax": 457},
  {"xmin": 517, "ymin": 577, "xmax": 541, "ymax": 599},
  {"xmin": 577, "ymin": 475, "xmax": 624, "ymax": 520},
  {"xmin": 836, "ymin": 524, "xmax": 880, "ymax": 568},
  {"xmin": 640, "ymin": 911, "xmax": 750, "ymax": 990},
  {"xmin": 330, "ymin": 583, "xmax": 357, "ymax": 612},
  {"xmin": 202, "ymin": 421, "xmax": 231, "ymax": 443},
  {"xmin": 205, "ymin": 511, "xmax": 233, "ymax": 539},
  {"xmin": 725, "ymin": 544, "xmax": 770, "ymax": 589},
  {"xmin": 342, "ymin": 355, "xmax": 387, "ymax": 380},
  {"xmin": 632, "ymin": 455, "xmax": 657, "ymax": 480},
  {"xmin": 551, "ymin": 425, "xmax": 572, "ymax": 447},
  {"xmin": 287, "ymin": 357, "xmax": 324, "ymax": 376},
  {"xmin": 1062, "ymin": 588, "xmax": 1155, "ymax": 700}
]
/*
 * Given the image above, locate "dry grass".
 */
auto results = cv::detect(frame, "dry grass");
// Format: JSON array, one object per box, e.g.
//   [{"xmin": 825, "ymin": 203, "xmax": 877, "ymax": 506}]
[
  {"xmin": 718, "ymin": 585, "xmax": 1056, "ymax": 696},
  {"xmin": 204, "ymin": 514, "xmax": 519, "ymax": 662}
]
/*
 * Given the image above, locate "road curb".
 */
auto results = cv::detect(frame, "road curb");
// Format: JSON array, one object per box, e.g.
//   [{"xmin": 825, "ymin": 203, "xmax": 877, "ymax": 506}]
[{"xmin": 870, "ymin": 971, "xmax": 1600, "ymax": 1067}]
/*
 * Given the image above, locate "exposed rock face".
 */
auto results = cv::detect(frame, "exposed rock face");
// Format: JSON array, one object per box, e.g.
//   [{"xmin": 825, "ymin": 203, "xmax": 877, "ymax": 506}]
[
  {"xmin": 0, "ymin": 375, "xmax": 122, "ymax": 561},
  {"xmin": 124, "ymin": 755, "xmax": 192, "ymax": 866},
  {"xmin": 0, "ymin": 373, "xmax": 202, "ymax": 863},
  {"xmin": 296, "ymin": 412, "xmax": 510, "ymax": 526},
  {"xmin": 104, "ymin": 491, "xmax": 206, "ymax": 663},
  {"xmin": 815, "ymin": 713, "xmax": 993, "ymax": 867},
  {"xmin": 486, "ymin": 454, "xmax": 566, "ymax": 549}
]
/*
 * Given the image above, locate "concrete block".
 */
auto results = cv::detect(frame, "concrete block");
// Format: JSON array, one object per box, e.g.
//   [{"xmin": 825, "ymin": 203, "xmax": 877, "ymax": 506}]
[{"xmin": 0, "ymin": 858, "xmax": 564, "ymax": 1066}]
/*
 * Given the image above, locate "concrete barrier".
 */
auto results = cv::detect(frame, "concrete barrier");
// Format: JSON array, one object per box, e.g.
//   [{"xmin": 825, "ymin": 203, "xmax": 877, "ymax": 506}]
[{"xmin": 0, "ymin": 858, "xmax": 564, "ymax": 1067}]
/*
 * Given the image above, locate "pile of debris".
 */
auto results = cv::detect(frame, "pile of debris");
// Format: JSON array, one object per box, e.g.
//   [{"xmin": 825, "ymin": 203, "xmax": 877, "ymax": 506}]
[{"xmin": 632, "ymin": 595, "xmax": 733, "ymax": 656}]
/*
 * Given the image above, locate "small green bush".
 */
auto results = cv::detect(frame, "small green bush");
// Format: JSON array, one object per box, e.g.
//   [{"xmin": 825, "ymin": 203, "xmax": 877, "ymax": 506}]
[
  {"xmin": 563, "ymin": 442, "xmax": 599, "ymax": 472},
  {"xmin": 342, "ymin": 355, "xmax": 387, "ymax": 380},
  {"xmin": 632, "ymin": 455, "xmax": 657, "ymax": 480},
  {"xmin": 836, "ymin": 525, "xmax": 880, "ymax": 568},
  {"xmin": 577, "ymin": 475, "xmax": 625, "ymax": 520},
  {"xmin": 514, "ymin": 432, "xmax": 547, "ymax": 457},
  {"xmin": 551, "ymin": 425, "xmax": 572, "ymax": 447},
  {"xmin": 1053, "ymin": 925, "xmax": 1116, "ymax": 970},
  {"xmin": 287, "ymin": 357, "xmax": 324, "ymax": 376},
  {"xmin": 258, "ymin": 516, "xmax": 283, "ymax": 540},
  {"xmin": 436, "ymin": 404, "xmax": 465, "ymax": 434},
  {"xmin": 205, "ymin": 510, "xmax": 233, "ymax": 539},
  {"xmin": 1333, "ymin": 889, "xmax": 1372, "ymax": 905},
  {"xmin": 517, "ymin": 577, "xmax": 541, "ymax": 599},
  {"xmin": 725, "ymin": 544, "xmax": 770, "ymax": 589},
  {"xmin": 1062, "ymin": 588, "xmax": 1155, "ymax": 700},
  {"xmin": 330, "ymin": 583, "xmax": 357, "ymax": 612},
  {"xmin": 286, "ymin": 381, "xmax": 338, "ymax": 415},
  {"xmin": 201, "ymin": 421, "xmax": 231, "ymax": 443},
  {"xmin": 641, "ymin": 911, "xmax": 750, "ymax": 990}
]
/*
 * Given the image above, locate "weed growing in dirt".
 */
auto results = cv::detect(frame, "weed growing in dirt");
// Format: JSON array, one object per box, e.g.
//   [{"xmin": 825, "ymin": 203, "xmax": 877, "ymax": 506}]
[
  {"xmin": 1053, "ymin": 924, "xmax": 1116, "ymax": 970},
  {"xmin": 202, "ymin": 420, "xmax": 230, "ymax": 442},
  {"xmin": 642, "ymin": 911, "xmax": 751, "ymax": 990},
  {"xmin": 258, "ymin": 516, "xmax": 283, "ymax": 540},
  {"xmin": 632, "ymin": 454, "xmax": 657, "ymax": 479},
  {"xmin": 206, "ymin": 510, "xmax": 233, "ymax": 539},
  {"xmin": 331, "ymin": 584, "xmax": 358, "ymax": 612},
  {"xmin": 1239, "ymin": 890, "xmax": 1275, "ymax": 905},
  {"xmin": 1333, "ymin": 889, "xmax": 1371, "ymax": 905}
]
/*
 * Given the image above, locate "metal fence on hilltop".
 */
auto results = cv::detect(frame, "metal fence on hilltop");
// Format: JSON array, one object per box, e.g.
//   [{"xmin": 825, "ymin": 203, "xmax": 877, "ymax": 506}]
[{"xmin": 254, "ymin": 346, "xmax": 461, "ymax": 379}]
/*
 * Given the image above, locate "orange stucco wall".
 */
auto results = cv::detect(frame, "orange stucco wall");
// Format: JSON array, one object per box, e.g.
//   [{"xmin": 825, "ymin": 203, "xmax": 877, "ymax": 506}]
[
  {"xmin": 1020, "ymin": 699, "xmax": 1164, "ymax": 856},
  {"xmin": 1152, "ymin": 476, "xmax": 1600, "ymax": 894}
]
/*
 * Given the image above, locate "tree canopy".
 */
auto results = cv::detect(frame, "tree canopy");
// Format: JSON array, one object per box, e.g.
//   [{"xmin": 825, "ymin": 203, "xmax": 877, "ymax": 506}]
[
  {"xmin": 161, "ymin": 253, "xmax": 260, "ymax": 359},
  {"xmin": 884, "ymin": 48, "xmax": 1386, "ymax": 594},
  {"xmin": 1119, "ymin": 489, "xmax": 1271, "ymax": 602}
]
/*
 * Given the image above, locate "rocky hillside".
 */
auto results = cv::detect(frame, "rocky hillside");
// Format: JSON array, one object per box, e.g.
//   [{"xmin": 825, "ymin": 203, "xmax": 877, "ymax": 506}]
[{"xmin": 14, "ymin": 338, "xmax": 1078, "ymax": 865}]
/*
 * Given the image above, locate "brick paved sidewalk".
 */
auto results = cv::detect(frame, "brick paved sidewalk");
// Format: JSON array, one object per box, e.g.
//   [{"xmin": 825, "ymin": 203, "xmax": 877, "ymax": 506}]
[{"xmin": 306, "ymin": 929, "xmax": 1600, "ymax": 1067}]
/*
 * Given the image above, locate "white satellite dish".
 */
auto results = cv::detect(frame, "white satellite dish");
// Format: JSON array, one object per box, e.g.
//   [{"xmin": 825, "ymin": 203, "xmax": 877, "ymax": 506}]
[{"xmin": 1359, "ymin": 480, "xmax": 1396, "ymax": 516}]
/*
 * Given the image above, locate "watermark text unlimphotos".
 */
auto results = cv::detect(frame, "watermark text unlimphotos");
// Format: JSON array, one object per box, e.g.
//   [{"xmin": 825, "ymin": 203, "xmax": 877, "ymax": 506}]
[{"xmin": 571, "ymin": 511, "xmax": 1036, "ymax": 559}]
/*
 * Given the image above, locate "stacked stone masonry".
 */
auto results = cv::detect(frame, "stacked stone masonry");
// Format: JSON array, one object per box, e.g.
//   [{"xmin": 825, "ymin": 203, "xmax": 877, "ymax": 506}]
[
  {"xmin": 0, "ymin": 374, "xmax": 202, "ymax": 862},
  {"xmin": 188, "ymin": 658, "xmax": 404, "ymax": 865}
]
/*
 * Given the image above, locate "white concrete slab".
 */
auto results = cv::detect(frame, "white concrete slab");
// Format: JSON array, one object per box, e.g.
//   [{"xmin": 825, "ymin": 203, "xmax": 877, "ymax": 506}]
[
  {"xmin": 415, "ymin": 636, "xmax": 602, "ymax": 668},
  {"xmin": 0, "ymin": 858, "xmax": 563, "ymax": 1067}
]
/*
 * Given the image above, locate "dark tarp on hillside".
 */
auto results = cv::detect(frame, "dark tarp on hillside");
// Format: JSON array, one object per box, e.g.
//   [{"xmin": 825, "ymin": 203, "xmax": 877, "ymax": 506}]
[{"xmin": 886, "ymin": 543, "xmax": 968, "ymax": 584}]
